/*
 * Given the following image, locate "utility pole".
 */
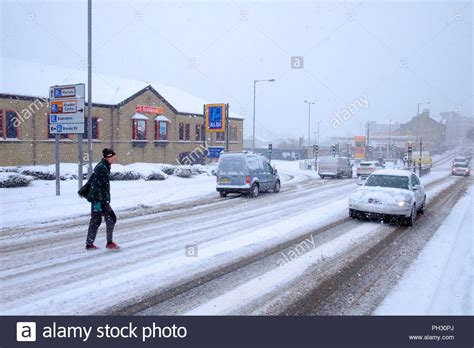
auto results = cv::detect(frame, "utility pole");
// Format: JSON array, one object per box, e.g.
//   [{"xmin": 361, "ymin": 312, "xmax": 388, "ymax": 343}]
[
  {"xmin": 388, "ymin": 119, "xmax": 391, "ymax": 159},
  {"xmin": 366, "ymin": 121, "xmax": 370, "ymax": 146},
  {"xmin": 87, "ymin": 0, "xmax": 93, "ymax": 177},
  {"xmin": 304, "ymin": 100, "xmax": 316, "ymax": 146},
  {"xmin": 415, "ymin": 101, "xmax": 430, "ymax": 143},
  {"xmin": 252, "ymin": 78, "xmax": 275, "ymax": 152}
]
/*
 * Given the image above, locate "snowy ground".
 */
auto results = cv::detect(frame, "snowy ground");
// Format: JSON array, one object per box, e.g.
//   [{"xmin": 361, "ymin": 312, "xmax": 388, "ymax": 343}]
[
  {"xmin": 0, "ymin": 160, "xmax": 315, "ymax": 228},
  {"xmin": 375, "ymin": 186, "xmax": 473, "ymax": 315},
  {"xmin": 0, "ymin": 151, "xmax": 470, "ymax": 316}
]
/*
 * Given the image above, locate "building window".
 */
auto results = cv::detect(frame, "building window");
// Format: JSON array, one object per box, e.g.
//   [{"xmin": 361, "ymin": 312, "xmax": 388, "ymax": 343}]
[
  {"xmin": 230, "ymin": 125, "xmax": 238, "ymax": 141},
  {"xmin": 4, "ymin": 111, "xmax": 19, "ymax": 139},
  {"xmin": 0, "ymin": 111, "xmax": 3, "ymax": 139},
  {"xmin": 216, "ymin": 131, "xmax": 225, "ymax": 142},
  {"xmin": 156, "ymin": 121, "xmax": 169, "ymax": 140},
  {"xmin": 195, "ymin": 124, "xmax": 205, "ymax": 141},
  {"xmin": 185, "ymin": 124, "xmax": 190, "ymax": 141},
  {"xmin": 83, "ymin": 118, "xmax": 99, "ymax": 139},
  {"xmin": 179, "ymin": 122, "xmax": 190, "ymax": 141},
  {"xmin": 179, "ymin": 123, "xmax": 184, "ymax": 140},
  {"xmin": 133, "ymin": 119, "xmax": 147, "ymax": 140}
]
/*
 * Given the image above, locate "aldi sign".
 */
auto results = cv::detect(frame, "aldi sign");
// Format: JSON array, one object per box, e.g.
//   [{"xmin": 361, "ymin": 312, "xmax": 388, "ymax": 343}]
[{"xmin": 205, "ymin": 103, "xmax": 226, "ymax": 132}]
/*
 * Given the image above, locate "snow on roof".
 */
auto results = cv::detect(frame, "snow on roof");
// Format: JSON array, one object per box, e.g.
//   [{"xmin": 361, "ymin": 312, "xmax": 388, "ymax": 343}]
[
  {"xmin": 0, "ymin": 57, "xmax": 243, "ymax": 119},
  {"xmin": 371, "ymin": 169, "xmax": 413, "ymax": 177},
  {"xmin": 131, "ymin": 113, "xmax": 149, "ymax": 120},
  {"xmin": 155, "ymin": 115, "xmax": 170, "ymax": 122}
]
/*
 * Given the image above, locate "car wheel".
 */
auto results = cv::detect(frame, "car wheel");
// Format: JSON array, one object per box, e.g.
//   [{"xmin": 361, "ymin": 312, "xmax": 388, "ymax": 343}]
[
  {"xmin": 404, "ymin": 204, "xmax": 416, "ymax": 226},
  {"xmin": 349, "ymin": 209, "xmax": 359, "ymax": 219},
  {"xmin": 219, "ymin": 191, "xmax": 228, "ymax": 198},
  {"xmin": 273, "ymin": 180, "xmax": 281, "ymax": 193},
  {"xmin": 250, "ymin": 184, "xmax": 259, "ymax": 198},
  {"xmin": 419, "ymin": 196, "xmax": 426, "ymax": 214}
]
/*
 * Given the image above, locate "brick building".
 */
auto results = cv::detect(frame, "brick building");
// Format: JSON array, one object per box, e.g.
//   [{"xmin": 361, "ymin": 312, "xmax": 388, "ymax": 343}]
[
  {"xmin": 397, "ymin": 109, "xmax": 445, "ymax": 150},
  {"xmin": 0, "ymin": 60, "xmax": 243, "ymax": 166}
]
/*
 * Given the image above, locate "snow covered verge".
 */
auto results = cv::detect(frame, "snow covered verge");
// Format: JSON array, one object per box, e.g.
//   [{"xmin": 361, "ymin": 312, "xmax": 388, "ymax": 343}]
[
  {"xmin": 0, "ymin": 161, "xmax": 299, "ymax": 229},
  {"xmin": 375, "ymin": 186, "xmax": 473, "ymax": 315},
  {"xmin": 0, "ymin": 162, "xmax": 217, "ymax": 228},
  {"xmin": 0, "ymin": 172, "xmax": 35, "ymax": 188},
  {"xmin": 0, "ymin": 162, "xmax": 215, "ymax": 183}
]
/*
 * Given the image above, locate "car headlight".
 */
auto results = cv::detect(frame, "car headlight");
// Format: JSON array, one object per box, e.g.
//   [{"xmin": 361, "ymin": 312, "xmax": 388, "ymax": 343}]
[{"xmin": 397, "ymin": 200, "xmax": 409, "ymax": 207}]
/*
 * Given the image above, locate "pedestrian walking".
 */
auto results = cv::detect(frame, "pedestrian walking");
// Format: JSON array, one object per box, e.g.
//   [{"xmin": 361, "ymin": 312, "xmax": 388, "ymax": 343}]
[{"xmin": 85, "ymin": 148, "xmax": 120, "ymax": 250}]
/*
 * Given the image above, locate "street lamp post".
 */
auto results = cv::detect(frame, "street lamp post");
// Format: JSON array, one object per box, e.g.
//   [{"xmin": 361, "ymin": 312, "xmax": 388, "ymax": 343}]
[
  {"xmin": 252, "ymin": 78, "xmax": 275, "ymax": 152},
  {"xmin": 304, "ymin": 100, "xmax": 316, "ymax": 146},
  {"xmin": 387, "ymin": 119, "xmax": 391, "ymax": 159},
  {"xmin": 415, "ymin": 101, "xmax": 430, "ymax": 142}
]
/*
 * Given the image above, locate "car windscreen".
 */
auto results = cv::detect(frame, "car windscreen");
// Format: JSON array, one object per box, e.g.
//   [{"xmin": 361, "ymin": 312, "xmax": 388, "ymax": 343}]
[
  {"xmin": 365, "ymin": 175, "xmax": 409, "ymax": 190},
  {"xmin": 218, "ymin": 156, "xmax": 246, "ymax": 175},
  {"xmin": 453, "ymin": 163, "xmax": 468, "ymax": 167}
]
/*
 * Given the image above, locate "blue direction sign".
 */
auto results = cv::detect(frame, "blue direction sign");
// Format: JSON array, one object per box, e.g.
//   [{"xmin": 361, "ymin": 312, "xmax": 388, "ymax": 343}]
[{"xmin": 207, "ymin": 146, "xmax": 224, "ymax": 158}]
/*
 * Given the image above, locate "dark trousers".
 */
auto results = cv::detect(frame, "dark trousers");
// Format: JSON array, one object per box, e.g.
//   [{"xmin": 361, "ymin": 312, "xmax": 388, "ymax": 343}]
[{"xmin": 86, "ymin": 203, "xmax": 117, "ymax": 245}]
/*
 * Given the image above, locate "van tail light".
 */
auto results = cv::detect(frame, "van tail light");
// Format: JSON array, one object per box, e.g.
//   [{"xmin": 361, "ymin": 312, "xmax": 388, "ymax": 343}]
[{"xmin": 246, "ymin": 175, "xmax": 251, "ymax": 184}]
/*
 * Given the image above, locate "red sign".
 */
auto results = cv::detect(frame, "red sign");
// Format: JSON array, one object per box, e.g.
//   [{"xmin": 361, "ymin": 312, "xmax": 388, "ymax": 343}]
[{"xmin": 136, "ymin": 105, "xmax": 164, "ymax": 114}]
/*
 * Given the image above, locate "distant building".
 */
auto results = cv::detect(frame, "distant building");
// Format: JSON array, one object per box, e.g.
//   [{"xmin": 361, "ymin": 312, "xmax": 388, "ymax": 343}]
[
  {"xmin": 440, "ymin": 111, "xmax": 474, "ymax": 147},
  {"xmin": 367, "ymin": 121, "xmax": 400, "ymax": 136},
  {"xmin": 397, "ymin": 109, "xmax": 445, "ymax": 150}
]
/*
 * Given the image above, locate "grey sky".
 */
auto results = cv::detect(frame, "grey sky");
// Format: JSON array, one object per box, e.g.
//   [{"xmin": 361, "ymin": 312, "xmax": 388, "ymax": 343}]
[{"xmin": 1, "ymin": 0, "xmax": 472, "ymax": 142}]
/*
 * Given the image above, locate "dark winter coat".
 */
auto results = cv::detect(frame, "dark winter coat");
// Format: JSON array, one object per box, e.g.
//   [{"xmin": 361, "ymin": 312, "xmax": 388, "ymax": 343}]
[{"xmin": 87, "ymin": 159, "xmax": 111, "ymax": 204}]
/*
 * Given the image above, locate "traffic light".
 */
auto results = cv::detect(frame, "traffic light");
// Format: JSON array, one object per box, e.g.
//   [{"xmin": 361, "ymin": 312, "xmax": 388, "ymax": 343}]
[
  {"xmin": 331, "ymin": 144, "xmax": 337, "ymax": 156},
  {"xmin": 367, "ymin": 145, "xmax": 373, "ymax": 153},
  {"xmin": 268, "ymin": 142, "xmax": 273, "ymax": 154},
  {"xmin": 313, "ymin": 144, "xmax": 319, "ymax": 154},
  {"xmin": 407, "ymin": 141, "xmax": 412, "ymax": 154}
]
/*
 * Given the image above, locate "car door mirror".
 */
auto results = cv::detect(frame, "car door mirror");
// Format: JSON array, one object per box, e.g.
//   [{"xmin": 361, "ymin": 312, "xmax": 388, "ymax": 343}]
[{"xmin": 413, "ymin": 184, "xmax": 420, "ymax": 191}]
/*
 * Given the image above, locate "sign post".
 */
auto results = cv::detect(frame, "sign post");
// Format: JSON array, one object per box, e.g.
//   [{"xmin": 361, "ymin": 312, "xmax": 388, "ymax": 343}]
[
  {"xmin": 49, "ymin": 83, "xmax": 86, "ymax": 196},
  {"xmin": 313, "ymin": 144, "xmax": 319, "ymax": 171}
]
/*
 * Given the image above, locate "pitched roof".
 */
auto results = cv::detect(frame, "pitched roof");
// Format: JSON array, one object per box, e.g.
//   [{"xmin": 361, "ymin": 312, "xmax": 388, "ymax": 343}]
[{"xmin": 0, "ymin": 57, "xmax": 243, "ymax": 119}]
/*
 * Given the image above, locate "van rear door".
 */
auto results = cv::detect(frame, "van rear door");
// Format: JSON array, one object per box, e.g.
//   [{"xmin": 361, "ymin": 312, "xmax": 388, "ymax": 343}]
[{"xmin": 217, "ymin": 155, "xmax": 247, "ymax": 186}]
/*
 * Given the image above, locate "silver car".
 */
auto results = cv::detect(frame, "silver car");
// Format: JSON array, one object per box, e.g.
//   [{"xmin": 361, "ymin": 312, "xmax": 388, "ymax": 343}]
[
  {"xmin": 318, "ymin": 156, "xmax": 353, "ymax": 179},
  {"xmin": 348, "ymin": 170, "xmax": 426, "ymax": 226},
  {"xmin": 451, "ymin": 162, "xmax": 470, "ymax": 176},
  {"xmin": 216, "ymin": 152, "xmax": 281, "ymax": 198}
]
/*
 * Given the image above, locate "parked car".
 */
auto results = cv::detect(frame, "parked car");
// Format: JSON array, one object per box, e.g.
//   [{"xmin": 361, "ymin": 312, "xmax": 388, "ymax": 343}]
[
  {"xmin": 216, "ymin": 152, "xmax": 280, "ymax": 198},
  {"xmin": 348, "ymin": 169, "xmax": 426, "ymax": 226},
  {"xmin": 356, "ymin": 161, "xmax": 384, "ymax": 177},
  {"xmin": 451, "ymin": 162, "xmax": 470, "ymax": 176},
  {"xmin": 318, "ymin": 156, "xmax": 353, "ymax": 179}
]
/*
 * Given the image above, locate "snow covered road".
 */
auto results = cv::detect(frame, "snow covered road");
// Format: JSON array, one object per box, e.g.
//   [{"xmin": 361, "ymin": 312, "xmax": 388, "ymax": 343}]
[{"xmin": 0, "ymin": 154, "xmax": 471, "ymax": 315}]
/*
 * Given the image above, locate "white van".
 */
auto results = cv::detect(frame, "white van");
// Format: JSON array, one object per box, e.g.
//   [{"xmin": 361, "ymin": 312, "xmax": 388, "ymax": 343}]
[{"xmin": 318, "ymin": 156, "xmax": 353, "ymax": 179}]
